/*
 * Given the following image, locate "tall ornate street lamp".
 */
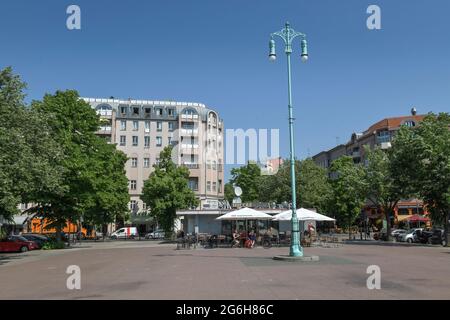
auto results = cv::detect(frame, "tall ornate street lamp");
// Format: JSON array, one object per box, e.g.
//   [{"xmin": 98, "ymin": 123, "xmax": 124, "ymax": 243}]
[{"xmin": 269, "ymin": 22, "xmax": 308, "ymax": 257}]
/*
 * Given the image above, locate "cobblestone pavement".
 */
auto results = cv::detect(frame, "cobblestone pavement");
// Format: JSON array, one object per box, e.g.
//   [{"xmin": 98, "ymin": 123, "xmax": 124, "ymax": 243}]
[{"xmin": 1, "ymin": 242, "xmax": 449, "ymax": 299}]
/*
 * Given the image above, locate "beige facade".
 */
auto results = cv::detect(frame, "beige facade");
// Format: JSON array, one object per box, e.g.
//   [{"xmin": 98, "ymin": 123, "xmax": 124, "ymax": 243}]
[{"xmin": 84, "ymin": 98, "xmax": 225, "ymax": 216}]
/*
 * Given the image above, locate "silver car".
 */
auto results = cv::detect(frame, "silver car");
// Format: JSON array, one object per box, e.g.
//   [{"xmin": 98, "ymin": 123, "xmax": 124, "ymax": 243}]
[{"xmin": 145, "ymin": 229, "xmax": 165, "ymax": 239}]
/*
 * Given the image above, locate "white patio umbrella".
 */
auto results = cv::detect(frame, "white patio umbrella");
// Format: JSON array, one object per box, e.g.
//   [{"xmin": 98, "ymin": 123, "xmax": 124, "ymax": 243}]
[
  {"xmin": 273, "ymin": 208, "xmax": 335, "ymax": 221},
  {"xmin": 216, "ymin": 207, "xmax": 273, "ymax": 220}
]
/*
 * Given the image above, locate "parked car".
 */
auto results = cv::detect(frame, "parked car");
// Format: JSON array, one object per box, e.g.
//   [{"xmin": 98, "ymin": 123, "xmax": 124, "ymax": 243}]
[
  {"xmin": 429, "ymin": 229, "xmax": 445, "ymax": 245},
  {"xmin": 21, "ymin": 234, "xmax": 50, "ymax": 249},
  {"xmin": 391, "ymin": 229, "xmax": 406, "ymax": 237},
  {"xmin": 373, "ymin": 228, "xmax": 388, "ymax": 241},
  {"xmin": 400, "ymin": 228, "xmax": 423, "ymax": 243},
  {"xmin": 145, "ymin": 229, "xmax": 165, "ymax": 239},
  {"xmin": 110, "ymin": 227, "xmax": 138, "ymax": 239},
  {"xmin": 419, "ymin": 230, "xmax": 434, "ymax": 244},
  {"xmin": 392, "ymin": 229, "xmax": 408, "ymax": 241},
  {"xmin": 0, "ymin": 235, "xmax": 38, "ymax": 253}
]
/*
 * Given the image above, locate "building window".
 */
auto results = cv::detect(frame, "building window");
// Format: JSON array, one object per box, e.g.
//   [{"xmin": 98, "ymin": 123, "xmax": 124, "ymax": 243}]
[
  {"xmin": 157, "ymin": 121, "xmax": 162, "ymax": 131},
  {"xmin": 120, "ymin": 136, "xmax": 126, "ymax": 146},
  {"xmin": 120, "ymin": 120, "xmax": 126, "ymax": 131},
  {"xmin": 207, "ymin": 181, "xmax": 211, "ymax": 192},
  {"xmin": 188, "ymin": 177, "xmax": 198, "ymax": 191},
  {"xmin": 168, "ymin": 137, "xmax": 172, "ymax": 145},
  {"xmin": 156, "ymin": 108, "xmax": 163, "ymax": 116},
  {"xmin": 132, "ymin": 106, "xmax": 140, "ymax": 116},
  {"xmin": 144, "ymin": 107, "xmax": 151, "ymax": 117},
  {"xmin": 144, "ymin": 158, "xmax": 150, "ymax": 168},
  {"xmin": 218, "ymin": 179, "xmax": 222, "ymax": 193},
  {"xmin": 155, "ymin": 158, "xmax": 160, "ymax": 165},
  {"xmin": 156, "ymin": 136, "xmax": 162, "ymax": 147},
  {"xmin": 120, "ymin": 106, "xmax": 127, "ymax": 115},
  {"xmin": 144, "ymin": 136, "xmax": 150, "ymax": 148},
  {"xmin": 144, "ymin": 121, "xmax": 150, "ymax": 132},
  {"xmin": 376, "ymin": 130, "xmax": 391, "ymax": 144},
  {"xmin": 130, "ymin": 200, "xmax": 137, "ymax": 211},
  {"xmin": 168, "ymin": 122, "xmax": 175, "ymax": 132},
  {"xmin": 130, "ymin": 180, "xmax": 137, "ymax": 190},
  {"xmin": 131, "ymin": 158, "xmax": 138, "ymax": 168},
  {"xmin": 133, "ymin": 120, "xmax": 139, "ymax": 131},
  {"xmin": 212, "ymin": 182, "xmax": 217, "ymax": 192},
  {"xmin": 404, "ymin": 120, "xmax": 416, "ymax": 127},
  {"xmin": 212, "ymin": 160, "xmax": 217, "ymax": 170},
  {"xmin": 132, "ymin": 136, "xmax": 138, "ymax": 146},
  {"xmin": 168, "ymin": 108, "xmax": 175, "ymax": 117}
]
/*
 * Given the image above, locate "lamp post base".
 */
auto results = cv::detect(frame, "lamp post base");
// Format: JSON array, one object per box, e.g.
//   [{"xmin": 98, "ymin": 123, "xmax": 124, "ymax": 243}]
[
  {"xmin": 289, "ymin": 245, "xmax": 303, "ymax": 257},
  {"xmin": 273, "ymin": 255, "xmax": 319, "ymax": 262}
]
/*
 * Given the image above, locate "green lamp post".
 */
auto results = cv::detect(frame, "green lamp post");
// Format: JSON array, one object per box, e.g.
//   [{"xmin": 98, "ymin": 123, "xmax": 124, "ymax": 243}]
[{"xmin": 269, "ymin": 22, "xmax": 308, "ymax": 257}]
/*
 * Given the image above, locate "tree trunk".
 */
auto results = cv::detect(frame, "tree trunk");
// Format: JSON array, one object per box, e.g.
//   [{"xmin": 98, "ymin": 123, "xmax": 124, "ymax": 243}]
[
  {"xmin": 444, "ymin": 211, "xmax": 449, "ymax": 247},
  {"xmin": 348, "ymin": 215, "xmax": 351, "ymax": 240},
  {"xmin": 56, "ymin": 224, "xmax": 62, "ymax": 243},
  {"xmin": 385, "ymin": 208, "xmax": 392, "ymax": 242}
]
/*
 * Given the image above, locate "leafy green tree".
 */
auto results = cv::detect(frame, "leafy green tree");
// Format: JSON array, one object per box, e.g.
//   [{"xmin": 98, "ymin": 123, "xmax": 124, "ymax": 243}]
[
  {"xmin": 224, "ymin": 182, "xmax": 235, "ymax": 204},
  {"xmin": 391, "ymin": 113, "xmax": 450, "ymax": 245},
  {"xmin": 82, "ymin": 139, "xmax": 130, "ymax": 234},
  {"xmin": 0, "ymin": 67, "xmax": 64, "ymax": 221},
  {"xmin": 258, "ymin": 159, "xmax": 332, "ymax": 213},
  {"xmin": 364, "ymin": 146, "xmax": 412, "ymax": 241},
  {"xmin": 297, "ymin": 159, "xmax": 333, "ymax": 213},
  {"xmin": 141, "ymin": 146, "xmax": 198, "ymax": 238},
  {"xmin": 31, "ymin": 90, "xmax": 129, "ymax": 241},
  {"xmin": 229, "ymin": 162, "xmax": 261, "ymax": 203},
  {"xmin": 329, "ymin": 156, "xmax": 367, "ymax": 239}
]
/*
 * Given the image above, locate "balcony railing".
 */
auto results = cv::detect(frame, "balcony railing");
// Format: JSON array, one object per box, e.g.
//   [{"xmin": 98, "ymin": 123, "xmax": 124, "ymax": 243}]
[
  {"xmin": 97, "ymin": 126, "xmax": 112, "ymax": 133},
  {"xmin": 183, "ymin": 163, "xmax": 200, "ymax": 169},
  {"xmin": 181, "ymin": 144, "xmax": 199, "ymax": 149},
  {"xmin": 97, "ymin": 110, "xmax": 112, "ymax": 117},
  {"xmin": 181, "ymin": 114, "xmax": 199, "ymax": 120},
  {"xmin": 181, "ymin": 128, "xmax": 198, "ymax": 136}
]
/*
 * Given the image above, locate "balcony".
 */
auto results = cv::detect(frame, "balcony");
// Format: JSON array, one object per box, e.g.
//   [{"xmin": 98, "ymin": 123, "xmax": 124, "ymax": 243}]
[
  {"xmin": 182, "ymin": 163, "xmax": 200, "ymax": 169},
  {"xmin": 181, "ymin": 128, "xmax": 198, "ymax": 136},
  {"xmin": 351, "ymin": 151, "xmax": 360, "ymax": 158},
  {"xmin": 96, "ymin": 110, "xmax": 112, "ymax": 118},
  {"xmin": 181, "ymin": 143, "xmax": 199, "ymax": 149},
  {"xmin": 97, "ymin": 126, "xmax": 112, "ymax": 134},
  {"xmin": 181, "ymin": 114, "xmax": 199, "ymax": 121}
]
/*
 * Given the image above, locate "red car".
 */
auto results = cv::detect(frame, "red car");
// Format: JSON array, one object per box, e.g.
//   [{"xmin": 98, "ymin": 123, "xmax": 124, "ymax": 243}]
[{"xmin": 0, "ymin": 235, "xmax": 38, "ymax": 253}]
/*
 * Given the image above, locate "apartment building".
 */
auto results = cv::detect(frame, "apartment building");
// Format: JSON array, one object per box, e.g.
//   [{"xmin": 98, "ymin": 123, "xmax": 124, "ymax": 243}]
[
  {"xmin": 84, "ymin": 98, "xmax": 225, "ymax": 220},
  {"xmin": 313, "ymin": 111, "xmax": 425, "ymax": 169},
  {"xmin": 312, "ymin": 110, "xmax": 427, "ymax": 226}
]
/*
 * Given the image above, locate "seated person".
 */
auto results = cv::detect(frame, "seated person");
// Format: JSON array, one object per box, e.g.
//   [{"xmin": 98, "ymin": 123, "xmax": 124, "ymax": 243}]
[
  {"xmin": 249, "ymin": 231, "xmax": 257, "ymax": 248},
  {"xmin": 231, "ymin": 230, "xmax": 240, "ymax": 247}
]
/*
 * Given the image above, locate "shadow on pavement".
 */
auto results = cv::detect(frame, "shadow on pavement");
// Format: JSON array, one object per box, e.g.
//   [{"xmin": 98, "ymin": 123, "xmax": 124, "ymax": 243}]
[{"xmin": 0, "ymin": 253, "xmax": 28, "ymax": 266}]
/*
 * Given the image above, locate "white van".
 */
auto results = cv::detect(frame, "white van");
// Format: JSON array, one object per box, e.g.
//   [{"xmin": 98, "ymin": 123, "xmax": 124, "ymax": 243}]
[{"xmin": 110, "ymin": 227, "xmax": 138, "ymax": 239}]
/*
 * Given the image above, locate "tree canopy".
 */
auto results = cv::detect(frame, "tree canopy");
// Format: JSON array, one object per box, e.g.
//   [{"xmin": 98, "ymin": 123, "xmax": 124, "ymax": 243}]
[
  {"xmin": 141, "ymin": 146, "xmax": 198, "ymax": 237},
  {"xmin": 0, "ymin": 67, "xmax": 64, "ymax": 221}
]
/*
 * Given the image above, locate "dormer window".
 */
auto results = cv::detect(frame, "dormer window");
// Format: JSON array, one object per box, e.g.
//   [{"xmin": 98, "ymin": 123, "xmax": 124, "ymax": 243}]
[
  {"xmin": 144, "ymin": 107, "xmax": 151, "ymax": 117},
  {"xmin": 168, "ymin": 108, "xmax": 175, "ymax": 117},
  {"xmin": 404, "ymin": 120, "xmax": 416, "ymax": 127},
  {"xmin": 120, "ymin": 106, "xmax": 127, "ymax": 115},
  {"xmin": 132, "ymin": 106, "xmax": 140, "ymax": 116},
  {"xmin": 156, "ymin": 108, "xmax": 163, "ymax": 116}
]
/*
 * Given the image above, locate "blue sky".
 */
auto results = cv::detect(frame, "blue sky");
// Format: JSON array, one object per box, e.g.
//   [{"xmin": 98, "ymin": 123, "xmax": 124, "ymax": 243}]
[{"xmin": 1, "ymin": 0, "xmax": 449, "ymax": 181}]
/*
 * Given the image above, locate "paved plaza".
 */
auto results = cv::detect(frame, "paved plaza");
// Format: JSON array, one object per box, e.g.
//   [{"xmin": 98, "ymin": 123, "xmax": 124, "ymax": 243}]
[{"xmin": 0, "ymin": 241, "xmax": 449, "ymax": 299}]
